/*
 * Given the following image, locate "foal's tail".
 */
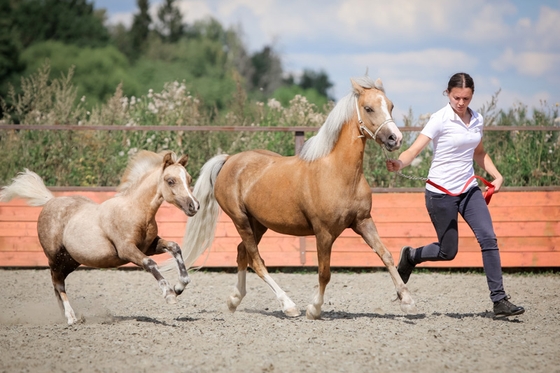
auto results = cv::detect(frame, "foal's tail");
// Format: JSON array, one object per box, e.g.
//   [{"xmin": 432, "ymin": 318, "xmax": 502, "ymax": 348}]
[
  {"xmin": 181, "ymin": 154, "xmax": 228, "ymax": 269},
  {"xmin": 0, "ymin": 169, "xmax": 54, "ymax": 206}
]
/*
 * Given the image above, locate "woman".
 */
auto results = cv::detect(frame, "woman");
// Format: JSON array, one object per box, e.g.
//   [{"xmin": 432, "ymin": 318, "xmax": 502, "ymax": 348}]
[{"xmin": 386, "ymin": 72, "xmax": 524, "ymax": 318}]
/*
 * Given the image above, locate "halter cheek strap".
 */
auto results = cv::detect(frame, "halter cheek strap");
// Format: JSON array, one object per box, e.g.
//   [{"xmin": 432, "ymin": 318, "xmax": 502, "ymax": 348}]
[{"xmin": 355, "ymin": 98, "xmax": 395, "ymax": 140}]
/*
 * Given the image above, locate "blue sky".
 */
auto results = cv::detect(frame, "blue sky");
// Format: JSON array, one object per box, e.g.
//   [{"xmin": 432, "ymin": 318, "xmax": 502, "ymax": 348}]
[{"xmin": 93, "ymin": 0, "xmax": 560, "ymax": 125}]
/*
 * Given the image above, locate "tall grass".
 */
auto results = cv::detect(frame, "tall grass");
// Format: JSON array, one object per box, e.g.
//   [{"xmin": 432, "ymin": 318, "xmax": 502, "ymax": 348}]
[{"xmin": 1, "ymin": 64, "xmax": 558, "ymax": 187}]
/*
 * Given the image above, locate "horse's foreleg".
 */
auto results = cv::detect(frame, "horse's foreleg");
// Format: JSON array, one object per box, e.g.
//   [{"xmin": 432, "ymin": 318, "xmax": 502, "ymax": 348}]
[
  {"xmin": 353, "ymin": 218, "xmax": 417, "ymax": 314},
  {"xmin": 152, "ymin": 238, "xmax": 190, "ymax": 296},
  {"xmin": 141, "ymin": 257, "xmax": 177, "ymax": 304},
  {"xmin": 50, "ymin": 269, "xmax": 79, "ymax": 325},
  {"xmin": 306, "ymin": 235, "xmax": 333, "ymax": 320},
  {"xmin": 227, "ymin": 242, "xmax": 248, "ymax": 313}
]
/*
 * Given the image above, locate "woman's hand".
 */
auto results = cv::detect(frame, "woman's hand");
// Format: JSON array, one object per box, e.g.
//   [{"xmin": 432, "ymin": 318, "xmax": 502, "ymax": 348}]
[
  {"xmin": 386, "ymin": 159, "xmax": 403, "ymax": 172},
  {"xmin": 491, "ymin": 175, "xmax": 504, "ymax": 193}
]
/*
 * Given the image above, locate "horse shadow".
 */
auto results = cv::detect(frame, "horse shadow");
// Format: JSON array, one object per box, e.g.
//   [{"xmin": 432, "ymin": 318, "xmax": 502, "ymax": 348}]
[{"xmin": 241, "ymin": 309, "xmax": 523, "ymax": 323}]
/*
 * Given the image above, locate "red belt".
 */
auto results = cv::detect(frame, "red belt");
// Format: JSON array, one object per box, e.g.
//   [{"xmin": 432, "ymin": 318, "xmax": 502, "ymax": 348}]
[{"xmin": 426, "ymin": 175, "xmax": 495, "ymax": 205}]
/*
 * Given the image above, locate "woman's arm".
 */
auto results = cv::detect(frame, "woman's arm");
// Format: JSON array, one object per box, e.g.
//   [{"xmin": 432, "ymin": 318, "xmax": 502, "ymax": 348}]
[
  {"xmin": 474, "ymin": 141, "xmax": 504, "ymax": 192},
  {"xmin": 386, "ymin": 134, "xmax": 431, "ymax": 172}
]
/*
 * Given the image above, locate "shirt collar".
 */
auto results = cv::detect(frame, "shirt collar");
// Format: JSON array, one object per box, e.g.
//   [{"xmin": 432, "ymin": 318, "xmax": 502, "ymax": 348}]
[{"xmin": 443, "ymin": 103, "xmax": 480, "ymax": 126}]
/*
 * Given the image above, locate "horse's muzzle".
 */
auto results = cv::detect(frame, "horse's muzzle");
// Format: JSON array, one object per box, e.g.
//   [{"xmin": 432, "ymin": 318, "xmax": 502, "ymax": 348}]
[{"xmin": 383, "ymin": 133, "xmax": 402, "ymax": 152}]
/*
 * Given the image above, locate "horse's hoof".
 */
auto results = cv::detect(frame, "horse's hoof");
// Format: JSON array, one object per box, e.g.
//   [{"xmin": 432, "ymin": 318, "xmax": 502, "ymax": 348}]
[
  {"xmin": 227, "ymin": 297, "xmax": 239, "ymax": 313},
  {"xmin": 283, "ymin": 307, "xmax": 301, "ymax": 317},
  {"xmin": 305, "ymin": 305, "xmax": 321, "ymax": 320}
]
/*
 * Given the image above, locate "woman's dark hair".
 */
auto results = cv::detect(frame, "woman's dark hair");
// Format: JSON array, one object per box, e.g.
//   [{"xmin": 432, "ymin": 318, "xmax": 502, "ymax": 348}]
[{"xmin": 446, "ymin": 72, "xmax": 475, "ymax": 93}]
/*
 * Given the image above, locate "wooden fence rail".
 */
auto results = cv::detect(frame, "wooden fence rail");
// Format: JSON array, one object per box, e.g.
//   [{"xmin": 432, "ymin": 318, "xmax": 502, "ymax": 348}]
[{"xmin": 1, "ymin": 189, "xmax": 558, "ymax": 268}]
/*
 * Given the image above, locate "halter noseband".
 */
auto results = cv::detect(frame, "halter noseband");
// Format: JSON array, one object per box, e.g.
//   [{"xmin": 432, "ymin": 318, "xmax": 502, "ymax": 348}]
[{"xmin": 355, "ymin": 97, "xmax": 395, "ymax": 140}]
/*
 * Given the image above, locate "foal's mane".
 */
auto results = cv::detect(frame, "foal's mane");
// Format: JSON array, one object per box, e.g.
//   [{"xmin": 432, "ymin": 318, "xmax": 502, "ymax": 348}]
[
  {"xmin": 299, "ymin": 76, "xmax": 384, "ymax": 162},
  {"xmin": 117, "ymin": 150, "xmax": 177, "ymax": 194}
]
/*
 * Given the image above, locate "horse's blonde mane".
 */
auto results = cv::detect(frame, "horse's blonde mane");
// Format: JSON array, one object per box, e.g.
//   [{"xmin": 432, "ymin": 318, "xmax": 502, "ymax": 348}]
[
  {"xmin": 117, "ymin": 150, "xmax": 177, "ymax": 194},
  {"xmin": 299, "ymin": 76, "xmax": 384, "ymax": 162}
]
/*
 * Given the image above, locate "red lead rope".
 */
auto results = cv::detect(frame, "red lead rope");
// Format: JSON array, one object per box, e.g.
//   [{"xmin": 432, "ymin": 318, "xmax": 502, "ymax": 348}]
[{"xmin": 426, "ymin": 175, "xmax": 495, "ymax": 205}]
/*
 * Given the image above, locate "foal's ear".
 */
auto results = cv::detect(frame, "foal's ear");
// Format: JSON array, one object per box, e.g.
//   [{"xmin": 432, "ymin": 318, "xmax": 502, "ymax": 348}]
[
  {"xmin": 351, "ymin": 79, "xmax": 364, "ymax": 95},
  {"xmin": 162, "ymin": 152, "xmax": 175, "ymax": 169},
  {"xmin": 178, "ymin": 154, "xmax": 189, "ymax": 167}
]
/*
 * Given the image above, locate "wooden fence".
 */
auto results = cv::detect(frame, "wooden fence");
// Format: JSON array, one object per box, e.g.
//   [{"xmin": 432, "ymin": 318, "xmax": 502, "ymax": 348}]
[
  {"xmin": 1, "ymin": 188, "xmax": 558, "ymax": 268},
  {"xmin": 1, "ymin": 124, "xmax": 558, "ymax": 268}
]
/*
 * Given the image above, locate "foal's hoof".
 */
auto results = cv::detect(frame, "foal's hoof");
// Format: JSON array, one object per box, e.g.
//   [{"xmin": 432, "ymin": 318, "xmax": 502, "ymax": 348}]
[
  {"xmin": 165, "ymin": 294, "xmax": 178, "ymax": 304},
  {"xmin": 400, "ymin": 301, "xmax": 418, "ymax": 314},
  {"xmin": 174, "ymin": 283, "xmax": 185, "ymax": 296},
  {"xmin": 283, "ymin": 306, "xmax": 301, "ymax": 317}
]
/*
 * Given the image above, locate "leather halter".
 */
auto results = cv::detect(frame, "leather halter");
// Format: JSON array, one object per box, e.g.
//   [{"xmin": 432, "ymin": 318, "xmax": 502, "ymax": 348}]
[{"xmin": 355, "ymin": 97, "xmax": 395, "ymax": 140}]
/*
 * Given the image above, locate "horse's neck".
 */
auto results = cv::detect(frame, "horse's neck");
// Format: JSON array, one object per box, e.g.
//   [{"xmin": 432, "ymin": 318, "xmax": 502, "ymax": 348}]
[{"xmin": 328, "ymin": 120, "xmax": 366, "ymax": 176}]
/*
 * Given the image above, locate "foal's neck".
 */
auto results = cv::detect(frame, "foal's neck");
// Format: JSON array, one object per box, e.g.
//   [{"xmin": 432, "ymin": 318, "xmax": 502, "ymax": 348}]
[{"xmin": 128, "ymin": 170, "xmax": 164, "ymax": 216}]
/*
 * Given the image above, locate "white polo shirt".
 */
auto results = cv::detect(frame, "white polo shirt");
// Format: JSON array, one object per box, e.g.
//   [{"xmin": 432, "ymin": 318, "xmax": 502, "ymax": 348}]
[{"xmin": 421, "ymin": 103, "xmax": 483, "ymax": 194}]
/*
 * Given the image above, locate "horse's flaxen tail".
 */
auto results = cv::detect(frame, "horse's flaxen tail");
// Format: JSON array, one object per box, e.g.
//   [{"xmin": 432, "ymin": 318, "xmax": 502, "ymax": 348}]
[
  {"xmin": 0, "ymin": 169, "xmax": 54, "ymax": 206},
  {"xmin": 181, "ymin": 154, "xmax": 228, "ymax": 269}
]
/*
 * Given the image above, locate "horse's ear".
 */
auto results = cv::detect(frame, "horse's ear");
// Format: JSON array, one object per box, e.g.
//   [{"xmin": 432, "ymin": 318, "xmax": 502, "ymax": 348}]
[
  {"xmin": 162, "ymin": 152, "xmax": 174, "ymax": 169},
  {"xmin": 178, "ymin": 154, "xmax": 189, "ymax": 167},
  {"xmin": 351, "ymin": 79, "xmax": 364, "ymax": 95},
  {"xmin": 375, "ymin": 78, "xmax": 384, "ymax": 91}
]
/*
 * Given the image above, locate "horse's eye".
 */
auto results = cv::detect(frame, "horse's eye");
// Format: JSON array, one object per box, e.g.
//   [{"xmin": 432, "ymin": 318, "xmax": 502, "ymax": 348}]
[
  {"xmin": 167, "ymin": 178, "xmax": 175, "ymax": 186},
  {"xmin": 364, "ymin": 106, "xmax": 373, "ymax": 113}
]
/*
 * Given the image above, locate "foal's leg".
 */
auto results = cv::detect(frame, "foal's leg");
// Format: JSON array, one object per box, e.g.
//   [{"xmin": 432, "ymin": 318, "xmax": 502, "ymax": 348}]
[
  {"xmin": 306, "ymin": 233, "xmax": 334, "ymax": 320},
  {"xmin": 49, "ymin": 258, "xmax": 81, "ymax": 325},
  {"xmin": 119, "ymin": 244, "xmax": 177, "ymax": 304},
  {"xmin": 353, "ymin": 218, "xmax": 417, "ymax": 313},
  {"xmin": 149, "ymin": 237, "xmax": 190, "ymax": 296},
  {"xmin": 232, "ymin": 217, "xmax": 299, "ymax": 317}
]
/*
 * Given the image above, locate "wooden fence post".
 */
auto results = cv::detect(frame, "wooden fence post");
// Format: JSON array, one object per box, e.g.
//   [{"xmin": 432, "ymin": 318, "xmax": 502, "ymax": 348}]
[{"xmin": 295, "ymin": 131, "xmax": 305, "ymax": 155}]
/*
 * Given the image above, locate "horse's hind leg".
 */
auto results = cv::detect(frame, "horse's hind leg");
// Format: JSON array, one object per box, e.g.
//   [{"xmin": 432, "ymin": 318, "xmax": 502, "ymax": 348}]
[
  {"xmin": 353, "ymin": 218, "xmax": 417, "ymax": 314},
  {"xmin": 150, "ymin": 237, "xmax": 190, "ymax": 296},
  {"xmin": 231, "ymin": 217, "xmax": 299, "ymax": 317},
  {"xmin": 227, "ymin": 241, "xmax": 249, "ymax": 312},
  {"xmin": 49, "ymin": 258, "xmax": 81, "ymax": 325}
]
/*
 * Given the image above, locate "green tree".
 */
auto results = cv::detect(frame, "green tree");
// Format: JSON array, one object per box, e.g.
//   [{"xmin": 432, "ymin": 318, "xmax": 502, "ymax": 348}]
[
  {"xmin": 249, "ymin": 46, "xmax": 282, "ymax": 97},
  {"xmin": 272, "ymin": 85, "xmax": 329, "ymax": 109},
  {"xmin": 11, "ymin": 0, "xmax": 109, "ymax": 48},
  {"xmin": 156, "ymin": 0, "xmax": 184, "ymax": 43},
  {"xmin": 298, "ymin": 69, "xmax": 334, "ymax": 100},
  {"xmin": 0, "ymin": 0, "xmax": 25, "ymax": 98},
  {"xmin": 20, "ymin": 41, "xmax": 140, "ymax": 107},
  {"xmin": 129, "ymin": 0, "xmax": 152, "ymax": 59}
]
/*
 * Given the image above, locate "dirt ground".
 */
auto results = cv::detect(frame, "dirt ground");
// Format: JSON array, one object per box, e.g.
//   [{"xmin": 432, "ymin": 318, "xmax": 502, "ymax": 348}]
[{"xmin": 0, "ymin": 268, "xmax": 559, "ymax": 373}]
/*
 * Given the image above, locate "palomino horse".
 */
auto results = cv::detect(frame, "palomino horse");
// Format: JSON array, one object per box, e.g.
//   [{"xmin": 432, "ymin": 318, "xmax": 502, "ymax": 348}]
[
  {"xmin": 0, "ymin": 151, "xmax": 199, "ymax": 325},
  {"xmin": 181, "ymin": 76, "xmax": 416, "ymax": 319}
]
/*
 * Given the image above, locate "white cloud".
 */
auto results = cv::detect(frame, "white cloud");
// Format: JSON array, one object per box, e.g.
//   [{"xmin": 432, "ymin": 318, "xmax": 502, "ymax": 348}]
[
  {"xmin": 107, "ymin": 12, "xmax": 134, "ymax": 28},
  {"xmin": 176, "ymin": 0, "xmax": 213, "ymax": 22},
  {"xmin": 533, "ymin": 6, "xmax": 560, "ymax": 50},
  {"xmin": 492, "ymin": 48, "xmax": 560, "ymax": 76}
]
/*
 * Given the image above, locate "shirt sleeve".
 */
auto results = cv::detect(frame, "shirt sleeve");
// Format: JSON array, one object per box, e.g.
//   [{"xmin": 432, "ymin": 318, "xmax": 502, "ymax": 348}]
[{"xmin": 421, "ymin": 113, "xmax": 441, "ymax": 140}]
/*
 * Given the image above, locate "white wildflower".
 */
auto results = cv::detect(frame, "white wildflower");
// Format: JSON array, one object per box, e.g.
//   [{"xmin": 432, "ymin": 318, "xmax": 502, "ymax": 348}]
[{"xmin": 267, "ymin": 98, "xmax": 282, "ymax": 110}]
